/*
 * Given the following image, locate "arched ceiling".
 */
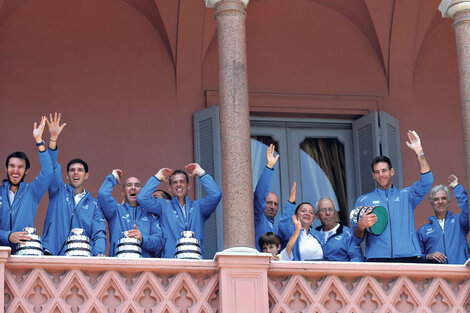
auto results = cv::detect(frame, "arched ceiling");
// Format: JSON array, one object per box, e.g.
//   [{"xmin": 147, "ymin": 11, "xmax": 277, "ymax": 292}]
[{"xmin": 0, "ymin": 0, "xmax": 451, "ymax": 96}]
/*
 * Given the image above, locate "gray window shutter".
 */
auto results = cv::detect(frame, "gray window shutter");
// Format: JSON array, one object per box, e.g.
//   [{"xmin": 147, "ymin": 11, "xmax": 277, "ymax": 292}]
[
  {"xmin": 352, "ymin": 111, "xmax": 403, "ymax": 197},
  {"xmin": 352, "ymin": 111, "xmax": 380, "ymax": 195},
  {"xmin": 193, "ymin": 105, "xmax": 223, "ymax": 259},
  {"xmin": 379, "ymin": 111, "xmax": 403, "ymax": 189}
]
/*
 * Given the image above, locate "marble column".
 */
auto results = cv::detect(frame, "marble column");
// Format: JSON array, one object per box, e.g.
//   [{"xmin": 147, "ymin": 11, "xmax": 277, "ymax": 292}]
[
  {"xmin": 205, "ymin": 0, "xmax": 255, "ymax": 250},
  {"xmin": 440, "ymin": 0, "xmax": 470, "ymax": 188}
]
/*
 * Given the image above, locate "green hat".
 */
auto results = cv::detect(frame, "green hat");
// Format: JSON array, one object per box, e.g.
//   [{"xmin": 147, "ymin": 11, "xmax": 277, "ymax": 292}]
[{"xmin": 369, "ymin": 206, "xmax": 388, "ymax": 235}]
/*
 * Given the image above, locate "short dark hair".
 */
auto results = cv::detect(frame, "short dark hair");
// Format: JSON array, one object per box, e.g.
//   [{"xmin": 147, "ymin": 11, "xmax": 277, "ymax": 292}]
[
  {"xmin": 169, "ymin": 169, "xmax": 189, "ymax": 185},
  {"xmin": 155, "ymin": 189, "xmax": 171, "ymax": 200},
  {"xmin": 258, "ymin": 232, "xmax": 281, "ymax": 249},
  {"xmin": 67, "ymin": 158, "xmax": 89, "ymax": 173},
  {"xmin": 6, "ymin": 151, "xmax": 30, "ymax": 171},
  {"xmin": 294, "ymin": 202, "xmax": 314, "ymax": 215},
  {"xmin": 371, "ymin": 156, "xmax": 392, "ymax": 172}
]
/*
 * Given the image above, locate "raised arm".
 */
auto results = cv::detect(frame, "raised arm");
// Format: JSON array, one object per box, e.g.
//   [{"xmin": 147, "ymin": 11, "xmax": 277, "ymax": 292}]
[
  {"xmin": 30, "ymin": 116, "xmax": 53, "ymax": 202},
  {"xmin": 405, "ymin": 130, "xmax": 430, "ymax": 174},
  {"xmin": 253, "ymin": 144, "xmax": 279, "ymax": 224},
  {"xmin": 97, "ymin": 170, "xmax": 122, "ymax": 220},
  {"xmin": 449, "ymin": 174, "xmax": 469, "ymax": 232},
  {"xmin": 46, "ymin": 113, "xmax": 66, "ymax": 194},
  {"xmin": 137, "ymin": 168, "xmax": 173, "ymax": 216},
  {"xmin": 47, "ymin": 112, "xmax": 66, "ymax": 151},
  {"xmin": 278, "ymin": 182, "xmax": 296, "ymax": 242},
  {"xmin": 284, "ymin": 215, "xmax": 301, "ymax": 258},
  {"xmin": 186, "ymin": 163, "xmax": 222, "ymax": 219}
]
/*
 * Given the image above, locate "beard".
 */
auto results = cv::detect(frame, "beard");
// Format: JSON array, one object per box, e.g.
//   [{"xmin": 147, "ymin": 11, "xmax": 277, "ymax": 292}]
[{"xmin": 7, "ymin": 172, "xmax": 26, "ymax": 186}]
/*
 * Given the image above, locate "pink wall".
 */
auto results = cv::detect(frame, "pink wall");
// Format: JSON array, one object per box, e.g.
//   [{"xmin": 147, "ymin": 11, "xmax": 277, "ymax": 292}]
[{"xmin": 0, "ymin": 0, "xmax": 466, "ymax": 240}]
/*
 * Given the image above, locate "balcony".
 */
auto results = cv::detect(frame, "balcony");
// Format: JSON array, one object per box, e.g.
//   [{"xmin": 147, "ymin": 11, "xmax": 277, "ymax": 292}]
[{"xmin": 1, "ymin": 247, "xmax": 469, "ymax": 313}]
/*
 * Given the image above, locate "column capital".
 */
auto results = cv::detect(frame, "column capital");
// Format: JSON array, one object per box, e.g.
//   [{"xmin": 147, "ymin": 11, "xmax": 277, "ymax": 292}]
[
  {"xmin": 439, "ymin": 0, "xmax": 470, "ymax": 18},
  {"xmin": 205, "ymin": 0, "xmax": 249, "ymax": 9}
]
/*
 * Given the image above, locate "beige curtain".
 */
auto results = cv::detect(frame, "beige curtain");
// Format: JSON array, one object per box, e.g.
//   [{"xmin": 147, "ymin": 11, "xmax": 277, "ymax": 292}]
[{"xmin": 301, "ymin": 138, "xmax": 348, "ymax": 225}]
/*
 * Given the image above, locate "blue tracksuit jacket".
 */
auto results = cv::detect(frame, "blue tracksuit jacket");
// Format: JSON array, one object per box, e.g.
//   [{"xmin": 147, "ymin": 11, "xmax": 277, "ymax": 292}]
[
  {"xmin": 0, "ymin": 150, "xmax": 53, "ymax": 253},
  {"xmin": 98, "ymin": 174, "xmax": 163, "ymax": 257},
  {"xmin": 137, "ymin": 174, "xmax": 222, "ymax": 258},
  {"xmin": 254, "ymin": 166, "xmax": 277, "ymax": 251},
  {"xmin": 315, "ymin": 224, "xmax": 364, "ymax": 262},
  {"xmin": 417, "ymin": 184, "xmax": 469, "ymax": 264},
  {"xmin": 278, "ymin": 201, "xmax": 323, "ymax": 261},
  {"xmin": 352, "ymin": 171, "xmax": 433, "ymax": 260},
  {"xmin": 42, "ymin": 148, "xmax": 107, "ymax": 256}
]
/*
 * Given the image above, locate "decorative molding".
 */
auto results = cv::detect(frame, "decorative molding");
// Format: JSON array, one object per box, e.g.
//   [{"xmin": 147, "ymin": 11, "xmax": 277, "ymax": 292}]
[
  {"xmin": 205, "ymin": 0, "xmax": 249, "ymax": 9},
  {"xmin": 439, "ymin": 0, "xmax": 470, "ymax": 18},
  {"xmin": 205, "ymin": 91, "xmax": 382, "ymax": 117}
]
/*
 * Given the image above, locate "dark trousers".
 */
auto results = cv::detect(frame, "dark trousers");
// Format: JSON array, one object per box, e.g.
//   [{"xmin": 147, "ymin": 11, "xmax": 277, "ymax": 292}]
[{"xmin": 366, "ymin": 256, "xmax": 424, "ymax": 263}]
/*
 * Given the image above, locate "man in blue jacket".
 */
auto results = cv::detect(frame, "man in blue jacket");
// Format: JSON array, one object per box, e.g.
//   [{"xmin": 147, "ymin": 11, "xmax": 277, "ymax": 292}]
[
  {"xmin": 315, "ymin": 197, "xmax": 363, "ymax": 262},
  {"xmin": 98, "ymin": 169, "xmax": 163, "ymax": 258},
  {"xmin": 137, "ymin": 163, "xmax": 222, "ymax": 258},
  {"xmin": 353, "ymin": 130, "xmax": 433, "ymax": 262},
  {"xmin": 42, "ymin": 113, "xmax": 107, "ymax": 256},
  {"xmin": 0, "ymin": 116, "xmax": 53, "ymax": 253},
  {"xmin": 417, "ymin": 174, "xmax": 469, "ymax": 264},
  {"xmin": 254, "ymin": 144, "xmax": 280, "ymax": 251}
]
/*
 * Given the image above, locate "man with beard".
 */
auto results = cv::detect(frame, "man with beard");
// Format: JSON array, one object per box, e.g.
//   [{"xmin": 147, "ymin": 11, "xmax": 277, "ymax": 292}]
[
  {"xmin": 315, "ymin": 197, "xmax": 363, "ymax": 261},
  {"xmin": 98, "ymin": 169, "xmax": 163, "ymax": 257},
  {"xmin": 254, "ymin": 144, "xmax": 280, "ymax": 251},
  {"xmin": 137, "ymin": 163, "xmax": 222, "ymax": 258},
  {"xmin": 0, "ymin": 116, "xmax": 53, "ymax": 253},
  {"xmin": 42, "ymin": 113, "xmax": 106, "ymax": 256},
  {"xmin": 417, "ymin": 174, "xmax": 469, "ymax": 264},
  {"xmin": 353, "ymin": 130, "xmax": 433, "ymax": 262}
]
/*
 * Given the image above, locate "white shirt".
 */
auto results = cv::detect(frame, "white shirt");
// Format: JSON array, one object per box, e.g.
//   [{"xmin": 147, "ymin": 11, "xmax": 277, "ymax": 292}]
[
  {"xmin": 282, "ymin": 228, "xmax": 323, "ymax": 261},
  {"xmin": 8, "ymin": 189, "xmax": 16, "ymax": 205},
  {"xmin": 74, "ymin": 190, "xmax": 87, "ymax": 206},
  {"xmin": 438, "ymin": 219, "xmax": 445, "ymax": 231},
  {"xmin": 177, "ymin": 202, "xmax": 186, "ymax": 218},
  {"xmin": 320, "ymin": 223, "xmax": 340, "ymax": 242}
]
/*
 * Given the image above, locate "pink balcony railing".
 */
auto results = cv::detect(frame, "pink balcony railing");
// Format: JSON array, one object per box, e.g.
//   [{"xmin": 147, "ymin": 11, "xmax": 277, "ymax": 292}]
[{"xmin": 1, "ymin": 247, "xmax": 469, "ymax": 313}]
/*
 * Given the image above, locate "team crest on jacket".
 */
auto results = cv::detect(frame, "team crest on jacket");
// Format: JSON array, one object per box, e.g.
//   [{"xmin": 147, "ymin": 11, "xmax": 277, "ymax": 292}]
[{"xmin": 425, "ymin": 228, "xmax": 435, "ymax": 235}]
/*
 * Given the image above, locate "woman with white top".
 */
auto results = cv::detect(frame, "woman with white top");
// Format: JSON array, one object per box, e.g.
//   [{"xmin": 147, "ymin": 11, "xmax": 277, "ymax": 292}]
[{"xmin": 278, "ymin": 182, "xmax": 324, "ymax": 261}]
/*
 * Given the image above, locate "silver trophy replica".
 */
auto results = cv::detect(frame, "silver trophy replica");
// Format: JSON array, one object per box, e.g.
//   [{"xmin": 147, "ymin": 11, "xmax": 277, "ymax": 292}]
[
  {"xmin": 15, "ymin": 227, "xmax": 44, "ymax": 256},
  {"xmin": 64, "ymin": 228, "xmax": 91, "ymax": 257},
  {"xmin": 116, "ymin": 231, "xmax": 142, "ymax": 259},
  {"xmin": 175, "ymin": 231, "xmax": 202, "ymax": 260}
]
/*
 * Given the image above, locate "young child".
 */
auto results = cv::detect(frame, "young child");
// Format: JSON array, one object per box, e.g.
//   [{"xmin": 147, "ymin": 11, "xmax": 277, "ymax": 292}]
[{"xmin": 258, "ymin": 232, "xmax": 282, "ymax": 261}]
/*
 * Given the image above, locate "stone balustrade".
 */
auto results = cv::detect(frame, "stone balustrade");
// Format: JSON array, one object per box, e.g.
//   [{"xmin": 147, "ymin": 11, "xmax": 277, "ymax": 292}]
[{"xmin": 1, "ymin": 247, "xmax": 468, "ymax": 313}]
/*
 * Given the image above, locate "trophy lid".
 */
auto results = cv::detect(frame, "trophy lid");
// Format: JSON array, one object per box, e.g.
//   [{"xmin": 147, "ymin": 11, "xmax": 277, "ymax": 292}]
[
  {"xmin": 181, "ymin": 231, "xmax": 195, "ymax": 238},
  {"xmin": 71, "ymin": 228, "xmax": 85, "ymax": 235},
  {"xmin": 23, "ymin": 227, "xmax": 36, "ymax": 234}
]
